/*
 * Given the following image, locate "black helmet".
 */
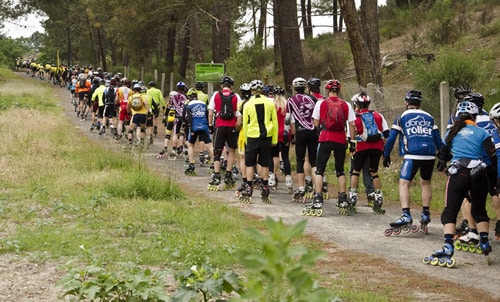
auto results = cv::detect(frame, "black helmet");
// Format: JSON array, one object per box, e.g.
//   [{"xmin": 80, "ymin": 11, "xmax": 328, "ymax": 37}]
[
  {"xmin": 221, "ymin": 76, "xmax": 234, "ymax": 86},
  {"xmin": 463, "ymin": 92, "xmax": 484, "ymax": 109},
  {"xmin": 148, "ymin": 81, "xmax": 155, "ymax": 87},
  {"xmin": 195, "ymin": 81, "xmax": 205, "ymax": 89},
  {"xmin": 453, "ymin": 83, "xmax": 473, "ymax": 101},
  {"xmin": 273, "ymin": 86, "xmax": 285, "ymax": 96},
  {"xmin": 405, "ymin": 90, "xmax": 423, "ymax": 105},
  {"xmin": 307, "ymin": 77, "xmax": 321, "ymax": 88}
]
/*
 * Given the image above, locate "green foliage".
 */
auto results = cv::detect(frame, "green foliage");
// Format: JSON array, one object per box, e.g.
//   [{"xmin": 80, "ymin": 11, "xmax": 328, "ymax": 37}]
[
  {"xmin": 58, "ymin": 261, "xmax": 171, "ymax": 301},
  {"xmin": 225, "ymin": 45, "xmax": 275, "ymax": 86},
  {"xmin": 173, "ymin": 263, "xmax": 243, "ymax": 302},
  {"xmin": 428, "ymin": 0, "xmax": 466, "ymax": 45},
  {"xmin": 303, "ymin": 34, "xmax": 351, "ymax": 80},
  {"xmin": 235, "ymin": 217, "xmax": 337, "ymax": 302},
  {"xmin": 0, "ymin": 37, "xmax": 28, "ymax": 68},
  {"xmin": 478, "ymin": 19, "xmax": 500, "ymax": 38}
]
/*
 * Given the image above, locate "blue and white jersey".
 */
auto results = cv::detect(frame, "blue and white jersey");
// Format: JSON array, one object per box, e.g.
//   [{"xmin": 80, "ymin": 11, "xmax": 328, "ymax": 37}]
[
  {"xmin": 444, "ymin": 123, "xmax": 491, "ymax": 162},
  {"xmin": 448, "ymin": 109, "xmax": 496, "ymax": 165},
  {"xmin": 492, "ymin": 128, "xmax": 500, "ymax": 176},
  {"xmin": 186, "ymin": 99, "xmax": 209, "ymax": 132},
  {"xmin": 383, "ymin": 108, "xmax": 443, "ymax": 160}
]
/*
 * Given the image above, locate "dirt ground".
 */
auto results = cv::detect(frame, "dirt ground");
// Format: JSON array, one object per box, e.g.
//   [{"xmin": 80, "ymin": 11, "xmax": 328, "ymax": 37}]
[{"xmin": 1, "ymin": 74, "xmax": 500, "ymax": 301}]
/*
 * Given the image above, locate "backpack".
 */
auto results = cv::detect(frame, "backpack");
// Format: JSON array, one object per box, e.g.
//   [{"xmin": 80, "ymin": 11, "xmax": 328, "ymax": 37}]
[
  {"xmin": 105, "ymin": 87, "xmax": 116, "ymax": 105},
  {"xmin": 322, "ymin": 97, "xmax": 346, "ymax": 131},
  {"xmin": 357, "ymin": 111, "xmax": 382, "ymax": 142},
  {"xmin": 218, "ymin": 91, "xmax": 235, "ymax": 120},
  {"xmin": 130, "ymin": 94, "xmax": 143, "ymax": 110},
  {"xmin": 79, "ymin": 79, "xmax": 87, "ymax": 89}
]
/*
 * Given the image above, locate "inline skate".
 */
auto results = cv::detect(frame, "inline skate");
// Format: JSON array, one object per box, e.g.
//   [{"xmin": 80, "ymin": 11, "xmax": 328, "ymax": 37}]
[
  {"xmin": 268, "ymin": 172, "xmax": 277, "ymax": 193},
  {"xmin": 454, "ymin": 219, "xmax": 469, "ymax": 239},
  {"xmin": 385, "ymin": 213, "xmax": 416, "ymax": 236},
  {"xmin": 199, "ymin": 151, "xmax": 207, "ymax": 166},
  {"xmin": 232, "ymin": 165, "xmax": 239, "ymax": 181},
  {"xmin": 261, "ymin": 184, "xmax": 271, "ymax": 204},
  {"xmin": 454, "ymin": 231, "xmax": 481, "ymax": 253},
  {"xmin": 157, "ymin": 148, "xmax": 168, "ymax": 159},
  {"xmin": 495, "ymin": 220, "xmax": 500, "ymax": 241},
  {"xmin": 292, "ymin": 189, "xmax": 305, "ymax": 203},
  {"xmin": 168, "ymin": 149, "xmax": 178, "ymax": 161},
  {"xmin": 184, "ymin": 163, "xmax": 196, "ymax": 176},
  {"xmin": 372, "ymin": 190, "xmax": 385, "ymax": 214},
  {"xmin": 479, "ymin": 241, "xmax": 492, "ymax": 265},
  {"xmin": 223, "ymin": 172, "xmax": 236, "ymax": 190},
  {"xmin": 322, "ymin": 182, "xmax": 329, "ymax": 199},
  {"xmin": 367, "ymin": 192, "xmax": 375, "ymax": 208},
  {"xmin": 239, "ymin": 183, "xmax": 253, "ymax": 204},
  {"xmin": 423, "ymin": 243, "xmax": 456, "ymax": 268},
  {"xmin": 252, "ymin": 173, "xmax": 262, "ymax": 190},
  {"xmin": 419, "ymin": 211, "xmax": 431, "ymax": 235},
  {"xmin": 207, "ymin": 173, "xmax": 221, "ymax": 191},
  {"xmin": 301, "ymin": 193, "xmax": 323, "ymax": 216},
  {"xmin": 206, "ymin": 163, "xmax": 214, "ymax": 174},
  {"xmin": 304, "ymin": 179, "xmax": 314, "ymax": 199},
  {"xmin": 235, "ymin": 182, "xmax": 246, "ymax": 197},
  {"xmin": 285, "ymin": 175, "xmax": 293, "ymax": 194},
  {"xmin": 348, "ymin": 188, "xmax": 357, "ymax": 214},
  {"xmin": 337, "ymin": 192, "xmax": 349, "ymax": 216}
]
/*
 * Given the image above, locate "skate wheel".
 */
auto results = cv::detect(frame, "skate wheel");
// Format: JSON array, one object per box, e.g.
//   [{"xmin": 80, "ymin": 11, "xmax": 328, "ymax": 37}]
[
  {"xmin": 315, "ymin": 209, "xmax": 323, "ymax": 216},
  {"xmin": 430, "ymin": 258, "xmax": 439, "ymax": 266},
  {"xmin": 393, "ymin": 228, "xmax": 402, "ymax": 236},
  {"xmin": 420, "ymin": 224, "xmax": 428, "ymax": 235},
  {"xmin": 446, "ymin": 258, "xmax": 456, "ymax": 268},
  {"xmin": 468, "ymin": 244, "xmax": 476, "ymax": 253},
  {"xmin": 301, "ymin": 208, "xmax": 308, "ymax": 216},
  {"xmin": 402, "ymin": 227, "xmax": 411, "ymax": 234},
  {"xmin": 454, "ymin": 241, "xmax": 461, "ymax": 250},
  {"xmin": 461, "ymin": 244, "xmax": 469, "ymax": 252},
  {"xmin": 384, "ymin": 229, "xmax": 393, "ymax": 237},
  {"xmin": 476, "ymin": 245, "xmax": 482, "ymax": 254},
  {"xmin": 410, "ymin": 225, "xmax": 420, "ymax": 233},
  {"xmin": 422, "ymin": 256, "xmax": 433, "ymax": 265}
]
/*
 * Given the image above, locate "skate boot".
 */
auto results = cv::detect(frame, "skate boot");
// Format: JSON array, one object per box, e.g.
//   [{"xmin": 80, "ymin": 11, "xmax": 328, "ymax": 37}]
[
  {"xmin": 423, "ymin": 243, "xmax": 456, "ymax": 268},
  {"xmin": 183, "ymin": 157, "xmax": 190, "ymax": 167},
  {"xmin": 285, "ymin": 175, "xmax": 293, "ymax": 194},
  {"xmin": 176, "ymin": 147, "xmax": 183, "ymax": 159},
  {"xmin": 223, "ymin": 172, "xmax": 236, "ymax": 190},
  {"xmin": 495, "ymin": 220, "xmax": 500, "ymax": 241},
  {"xmin": 199, "ymin": 152, "xmax": 206, "ymax": 166},
  {"xmin": 157, "ymin": 149, "xmax": 167, "ymax": 159},
  {"xmin": 348, "ymin": 188, "xmax": 357, "ymax": 214},
  {"xmin": 279, "ymin": 160, "xmax": 284, "ymax": 175},
  {"xmin": 367, "ymin": 192, "xmax": 375, "ymax": 208},
  {"xmin": 418, "ymin": 212, "xmax": 431, "ymax": 234},
  {"xmin": 372, "ymin": 190, "xmax": 385, "ymax": 214},
  {"xmin": 292, "ymin": 189, "xmax": 305, "ymax": 203},
  {"xmin": 184, "ymin": 163, "xmax": 196, "ymax": 176},
  {"xmin": 232, "ymin": 165, "xmax": 239, "ymax": 181},
  {"xmin": 207, "ymin": 173, "xmax": 221, "ymax": 191},
  {"xmin": 268, "ymin": 172, "xmax": 277, "ymax": 193},
  {"xmin": 90, "ymin": 124, "xmax": 96, "ymax": 131},
  {"xmin": 302, "ymin": 193, "xmax": 323, "ymax": 216},
  {"xmin": 239, "ymin": 183, "xmax": 253, "ymax": 204},
  {"xmin": 479, "ymin": 241, "xmax": 492, "ymax": 265},
  {"xmin": 454, "ymin": 219, "xmax": 469, "ymax": 239},
  {"xmin": 304, "ymin": 179, "xmax": 314, "ymax": 199},
  {"xmin": 455, "ymin": 231, "xmax": 481, "ymax": 253},
  {"xmin": 261, "ymin": 184, "xmax": 271, "ymax": 204},
  {"xmin": 337, "ymin": 192, "xmax": 349, "ymax": 216},
  {"xmin": 253, "ymin": 173, "xmax": 262, "ymax": 190},
  {"xmin": 385, "ymin": 213, "xmax": 414, "ymax": 236},
  {"xmin": 206, "ymin": 163, "xmax": 214, "ymax": 174},
  {"xmin": 322, "ymin": 182, "xmax": 329, "ymax": 199},
  {"xmin": 235, "ymin": 182, "xmax": 246, "ymax": 197},
  {"xmin": 98, "ymin": 126, "xmax": 105, "ymax": 136}
]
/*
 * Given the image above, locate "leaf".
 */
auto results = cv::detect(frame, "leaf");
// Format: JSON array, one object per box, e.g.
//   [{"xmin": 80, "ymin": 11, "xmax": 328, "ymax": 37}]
[
  {"xmin": 299, "ymin": 250, "xmax": 326, "ymax": 266},
  {"xmin": 172, "ymin": 286, "xmax": 199, "ymax": 302}
]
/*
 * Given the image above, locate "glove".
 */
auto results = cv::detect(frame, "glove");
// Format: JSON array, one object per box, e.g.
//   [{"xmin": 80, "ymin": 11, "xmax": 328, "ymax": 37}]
[
  {"xmin": 436, "ymin": 160, "xmax": 446, "ymax": 172},
  {"xmin": 349, "ymin": 140, "xmax": 356, "ymax": 154},
  {"xmin": 209, "ymin": 125, "xmax": 214, "ymax": 134},
  {"xmin": 383, "ymin": 156, "xmax": 391, "ymax": 168}
]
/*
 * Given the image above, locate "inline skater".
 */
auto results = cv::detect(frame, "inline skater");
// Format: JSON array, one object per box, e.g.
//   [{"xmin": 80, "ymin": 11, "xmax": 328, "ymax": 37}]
[
  {"xmin": 239, "ymin": 80, "xmax": 278, "ymax": 203},
  {"xmin": 308, "ymin": 79, "xmax": 355, "ymax": 216},
  {"xmin": 235, "ymin": 83, "xmax": 252, "ymax": 197},
  {"xmin": 183, "ymin": 88, "xmax": 214, "ymax": 176},
  {"xmin": 147, "ymin": 81, "xmax": 165, "ymax": 137},
  {"xmin": 126, "ymin": 83, "xmax": 150, "ymax": 149},
  {"xmin": 159, "ymin": 82, "xmax": 187, "ymax": 160},
  {"xmin": 101, "ymin": 79, "xmax": 117, "ymax": 137},
  {"xmin": 207, "ymin": 76, "xmax": 241, "ymax": 191},
  {"xmin": 488, "ymin": 102, "xmax": 500, "ymax": 240},
  {"xmin": 115, "ymin": 78, "xmax": 132, "ymax": 141},
  {"xmin": 383, "ymin": 90, "xmax": 442, "ymax": 235},
  {"xmin": 76, "ymin": 73, "xmax": 91, "ymax": 121},
  {"xmin": 425, "ymin": 101, "xmax": 495, "ymax": 267},
  {"xmin": 286, "ymin": 77, "xmax": 318, "ymax": 202}
]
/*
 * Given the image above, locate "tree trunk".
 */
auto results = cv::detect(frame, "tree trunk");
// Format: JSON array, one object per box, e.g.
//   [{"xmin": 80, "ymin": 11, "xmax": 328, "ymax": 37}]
[
  {"xmin": 211, "ymin": 1, "xmax": 231, "ymax": 64},
  {"xmin": 338, "ymin": 0, "xmax": 382, "ymax": 88},
  {"xmin": 273, "ymin": 0, "xmax": 282, "ymax": 77},
  {"xmin": 178, "ymin": 20, "xmax": 190, "ymax": 79},
  {"xmin": 96, "ymin": 27, "xmax": 107, "ymax": 71},
  {"xmin": 256, "ymin": 0, "xmax": 268, "ymax": 48},
  {"xmin": 274, "ymin": 0, "xmax": 306, "ymax": 93},
  {"xmin": 66, "ymin": 27, "xmax": 72, "ymax": 66},
  {"xmin": 360, "ymin": 0, "xmax": 382, "ymax": 86},
  {"xmin": 165, "ymin": 16, "xmax": 177, "ymax": 75},
  {"xmin": 190, "ymin": 13, "xmax": 204, "ymax": 63}
]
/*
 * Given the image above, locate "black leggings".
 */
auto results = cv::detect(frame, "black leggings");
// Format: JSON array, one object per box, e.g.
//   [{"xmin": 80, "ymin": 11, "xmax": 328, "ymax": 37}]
[
  {"xmin": 294, "ymin": 130, "xmax": 318, "ymax": 173},
  {"xmin": 315, "ymin": 141, "xmax": 346, "ymax": 177},
  {"xmin": 441, "ymin": 167, "xmax": 489, "ymax": 225}
]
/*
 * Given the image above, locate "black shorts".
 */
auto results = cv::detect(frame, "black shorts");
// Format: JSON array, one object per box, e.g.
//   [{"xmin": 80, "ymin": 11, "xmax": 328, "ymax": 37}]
[
  {"xmin": 213, "ymin": 126, "xmax": 238, "ymax": 150},
  {"xmin": 98, "ymin": 105, "xmax": 105, "ymax": 118},
  {"xmin": 79, "ymin": 92, "xmax": 89, "ymax": 103},
  {"xmin": 103, "ymin": 104, "xmax": 116, "ymax": 118},
  {"xmin": 188, "ymin": 129, "xmax": 212, "ymax": 144},
  {"xmin": 131, "ymin": 113, "xmax": 147, "ymax": 126},
  {"xmin": 245, "ymin": 137, "xmax": 272, "ymax": 167},
  {"xmin": 352, "ymin": 149, "xmax": 382, "ymax": 173}
]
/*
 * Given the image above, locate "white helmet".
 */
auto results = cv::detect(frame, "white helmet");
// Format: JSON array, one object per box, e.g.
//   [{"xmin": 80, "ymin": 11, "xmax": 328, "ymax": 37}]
[
  {"xmin": 455, "ymin": 101, "xmax": 479, "ymax": 117},
  {"xmin": 250, "ymin": 79, "xmax": 264, "ymax": 90},
  {"xmin": 489, "ymin": 103, "xmax": 500, "ymax": 120},
  {"xmin": 169, "ymin": 91, "xmax": 177, "ymax": 97},
  {"xmin": 292, "ymin": 77, "xmax": 307, "ymax": 88}
]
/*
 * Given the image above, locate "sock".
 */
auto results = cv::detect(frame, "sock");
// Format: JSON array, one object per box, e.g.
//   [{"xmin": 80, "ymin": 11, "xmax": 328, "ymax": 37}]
[
  {"xmin": 479, "ymin": 232, "xmax": 489, "ymax": 244},
  {"xmin": 402, "ymin": 208, "xmax": 410, "ymax": 215},
  {"xmin": 422, "ymin": 206, "xmax": 430, "ymax": 215},
  {"xmin": 444, "ymin": 234, "xmax": 454, "ymax": 245}
]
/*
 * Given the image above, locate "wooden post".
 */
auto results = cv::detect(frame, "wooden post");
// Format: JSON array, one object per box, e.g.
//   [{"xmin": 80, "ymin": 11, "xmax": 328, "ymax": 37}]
[
  {"xmin": 154, "ymin": 69, "xmax": 158, "ymax": 82},
  {"xmin": 440, "ymin": 81, "xmax": 450, "ymax": 137},
  {"xmin": 161, "ymin": 73, "xmax": 166, "ymax": 96},
  {"xmin": 141, "ymin": 67, "xmax": 144, "ymax": 81}
]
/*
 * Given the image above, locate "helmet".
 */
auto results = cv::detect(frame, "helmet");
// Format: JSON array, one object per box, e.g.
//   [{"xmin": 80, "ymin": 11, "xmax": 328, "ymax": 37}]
[
  {"xmin": 176, "ymin": 81, "xmax": 186, "ymax": 88},
  {"xmin": 307, "ymin": 77, "xmax": 321, "ymax": 88},
  {"xmin": 195, "ymin": 81, "xmax": 205, "ymax": 89},
  {"xmin": 453, "ymin": 83, "xmax": 473, "ymax": 101},
  {"xmin": 140, "ymin": 85, "xmax": 147, "ymax": 93},
  {"xmin": 240, "ymin": 83, "xmax": 251, "ymax": 92},
  {"xmin": 250, "ymin": 79, "xmax": 264, "ymax": 90},
  {"xmin": 292, "ymin": 77, "xmax": 307, "ymax": 89},
  {"xmin": 187, "ymin": 88, "xmax": 197, "ymax": 99},
  {"xmin": 490, "ymin": 103, "xmax": 500, "ymax": 120},
  {"xmin": 273, "ymin": 86, "xmax": 285, "ymax": 96},
  {"xmin": 148, "ymin": 81, "xmax": 155, "ymax": 87},
  {"xmin": 105, "ymin": 80, "xmax": 110, "ymax": 87},
  {"xmin": 405, "ymin": 90, "xmax": 423, "ymax": 104},
  {"xmin": 221, "ymin": 76, "xmax": 234, "ymax": 85},
  {"xmin": 325, "ymin": 79, "xmax": 341, "ymax": 91},
  {"xmin": 463, "ymin": 92, "xmax": 484, "ymax": 109},
  {"xmin": 169, "ymin": 91, "xmax": 177, "ymax": 97},
  {"xmin": 456, "ymin": 101, "xmax": 479, "ymax": 117},
  {"xmin": 133, "ymin": 83, "xmax": 142, "ymax": 91},
  {"xmin": 354, "ymin": 92, "xmax": 371, "ymax": 105}
]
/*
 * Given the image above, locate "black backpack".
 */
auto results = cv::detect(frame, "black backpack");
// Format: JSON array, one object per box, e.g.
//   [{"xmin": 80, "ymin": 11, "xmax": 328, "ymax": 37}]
[
  {"xmin": 219, "ymin": 91, "xmax": 235, "ymax": 120},
  {"xmin": 79, "ymin": 78, "xmax": 87, "ymax": 89},
  {"xmin": 105, "ymin": 87, "xmax": 116, "ymax": 105}
]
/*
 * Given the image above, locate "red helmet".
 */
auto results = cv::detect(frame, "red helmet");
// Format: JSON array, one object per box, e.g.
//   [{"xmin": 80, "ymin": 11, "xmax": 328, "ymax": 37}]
[{"xmin": 325, "ymin": 79, "xmax": 341, "ymax": 91}]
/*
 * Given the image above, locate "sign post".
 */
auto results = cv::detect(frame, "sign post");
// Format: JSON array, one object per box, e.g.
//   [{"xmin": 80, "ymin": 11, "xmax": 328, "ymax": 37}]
[{"xmin": 195, "ymin": 63, "xmax": 225, "ymax": 82}]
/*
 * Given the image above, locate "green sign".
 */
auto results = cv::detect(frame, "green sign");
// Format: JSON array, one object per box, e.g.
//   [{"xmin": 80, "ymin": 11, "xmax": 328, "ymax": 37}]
[{"xmin": 195, "ymin": 63, "xmax": 225, "ymax": 82}]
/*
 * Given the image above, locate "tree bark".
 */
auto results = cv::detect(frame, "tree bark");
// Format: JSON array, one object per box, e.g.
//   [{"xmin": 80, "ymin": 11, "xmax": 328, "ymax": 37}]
[
  {"xmin": 274, "ymin": 0, "xmax": 307, "ymax": 93},
  {"xmin": 212, "ymin": 1, "xmax": 231, "ymax": 64},
  {"xmin": 165, "ymin": 16, "xmax": 177, "ymax": 75}
]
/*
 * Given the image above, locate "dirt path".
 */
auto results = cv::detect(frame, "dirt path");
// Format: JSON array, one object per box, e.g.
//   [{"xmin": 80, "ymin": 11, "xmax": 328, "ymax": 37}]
[{"xmin": 8, "ymin": 76, "xmax": 498, "ymax": 301}]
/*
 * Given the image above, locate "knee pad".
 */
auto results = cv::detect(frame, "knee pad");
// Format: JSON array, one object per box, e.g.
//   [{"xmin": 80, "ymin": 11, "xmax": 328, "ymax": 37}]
[
  {"xmin": 213, "ymin": 148, "xmax": 223, "ymax": 162},
  {"xmin": 473, "ymin": 214, "xmax": 489, "ymax": 224},
  {"xmin": 351, "ymin": 172, "xmax": 360, "ymax": 177},
  {"xmin": 336, "ymin": 171, "xmax": 345, "ymax": 178},
  {"xmin": 440, "ymin": 208, "xmax": 457, "ymax": 225},
  {"xmin": 371, "ymin": 174, "xmax": 379, "ymax": 180},
  {"xmin": 315, "ymin": 170, "xmax": 324, "ymax": 177}
]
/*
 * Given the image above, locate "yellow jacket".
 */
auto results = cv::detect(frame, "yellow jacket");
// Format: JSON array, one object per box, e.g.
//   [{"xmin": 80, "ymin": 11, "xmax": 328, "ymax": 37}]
[{"xmin": 242, "ymin": 94, "xmax": 278, "ymax": 145}]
